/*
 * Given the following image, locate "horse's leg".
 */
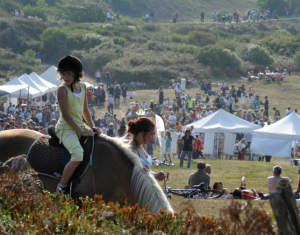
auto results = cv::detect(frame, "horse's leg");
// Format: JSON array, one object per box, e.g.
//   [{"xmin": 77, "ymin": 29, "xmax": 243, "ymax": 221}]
[
  {"xmin": 75, "ymin": 137, "xmax": 136, "ymax": 206},
  {"xmin": 0, "ymin": 129, "xmax": 42, "ymax": 161}
]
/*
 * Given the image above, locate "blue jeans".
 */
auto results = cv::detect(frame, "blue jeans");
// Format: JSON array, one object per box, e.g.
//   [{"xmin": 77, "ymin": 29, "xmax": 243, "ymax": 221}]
[
  {"xmin": 88, "ymin": 99, "xmax": 93, "ymax": 106},
  {"xmin": 45, "ymin": 122, "xmax": 49, "ymax": 129},
  {"xmin": 106, "ymin": 77, "xmax": 111, "ymax": 88},
  {"xmin": 180, "ymin": 151, "xmax": 192, "ymax": 168}
]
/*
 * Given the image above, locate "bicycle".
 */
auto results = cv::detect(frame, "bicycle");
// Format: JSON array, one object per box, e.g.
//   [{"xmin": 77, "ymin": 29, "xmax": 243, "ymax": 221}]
[{"xmin": 164, "ymin": 173, "xmax": 223, "ymax": 199}]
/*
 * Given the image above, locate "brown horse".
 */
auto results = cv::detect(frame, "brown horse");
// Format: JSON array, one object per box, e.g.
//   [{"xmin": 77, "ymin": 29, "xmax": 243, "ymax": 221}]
[{"xmin": 0, "ymin": 129, "xmax": 173, "ymax": 213}]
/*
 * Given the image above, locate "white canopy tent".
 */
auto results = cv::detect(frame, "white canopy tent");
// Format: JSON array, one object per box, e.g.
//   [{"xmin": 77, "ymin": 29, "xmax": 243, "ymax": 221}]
[
  {"xmin": 83, "ymin": 82, "xmax": 95, "ymax": 89},
  {"xmin": 29, "ymin": 72, "xmax": 57, "ymax": 93},
  {"xmin": 3, "ymin": 76, "xmax": 42, "ymax": 98},
  {"xmin": 0, "ymin": 85, "xmax": 31, "ymax": 97},
  {"xmin": 19, "ymin": 73, "xmax": 49, "ymax": 95},
  {"xmin": 183, "ymin": 109, "xmax": 262, "ymax": 157},
  {"xmin": 251, "ymin": 112, "xmax": 300, "ymax": 160},
  {"xmin": 39, "ymin": 65, "xmax": 62, "ymax": 86},
  {"xmin": 183, "ymin": 109, "xmax": 261, "ymax": 133}
]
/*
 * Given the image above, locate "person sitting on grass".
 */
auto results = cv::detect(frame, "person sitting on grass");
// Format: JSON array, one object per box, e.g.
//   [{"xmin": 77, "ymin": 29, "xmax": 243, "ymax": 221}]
[
  {"xmin": 232, "ymin": 188, "xmax": 260, "ymax": 200},
  {"xmin": 187, "ymin": 161, "xmax": 210, "ymax": 189},
  {"xmin": 212, "ymin": 181, "xmax": 230, "ymax": 198},
  {"xmin": 267, "ymin": 165, "xmax": 290, "ymax": 193}
]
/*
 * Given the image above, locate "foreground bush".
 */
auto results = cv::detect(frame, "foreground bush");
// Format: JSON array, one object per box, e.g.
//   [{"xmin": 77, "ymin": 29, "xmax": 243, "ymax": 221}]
[{"xmin": 0, "ymin": 164, "xmax": 275, "ymax": 235}]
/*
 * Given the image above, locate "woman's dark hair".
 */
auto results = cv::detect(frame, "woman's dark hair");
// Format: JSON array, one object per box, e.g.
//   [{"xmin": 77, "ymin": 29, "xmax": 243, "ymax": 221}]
[
  {"xmin": 184, "ymin": 128, "xmax": 191, "ymax": 138},
  {"xmin": 127, "ymin": 117, "xmax": 155, "ymax": 137},
  {"xmin": 57, "ymin": 71, "xmax": 84, "ymax": 83},
  {"xmin": 166, "ymin": 131, "xmax": 172, "ymax": 141},
  {"xmin": 232, "ymin": 188, "xmax": 243, "ymax": 199},
  {"xmin": 212, "ymin": 181, "xmax": 223, "ymax": 190}
]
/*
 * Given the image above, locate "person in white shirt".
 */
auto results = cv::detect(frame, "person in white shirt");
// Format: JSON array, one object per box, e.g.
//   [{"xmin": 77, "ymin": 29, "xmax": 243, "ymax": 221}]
[
  {"xmin": 108, "ymin": 95, "xmax": 114, "ymax": 114},
  {"xmin": 236, "ymin": 139, "xmax": 245, "ymax": 160},
  {"xmin": 190, "ymin": 125, "xmax": 195, "ymax": 137},
  {"xmin": 107, "ymin": 11, "xmax": 111, "ymax": 21},
  {"xmin": 15, "ymin": 9, "xmax": 19, "ymax": 17},
  {"xmin": 220, "ymin": 80, "xmax": 226, "ymax": 93},
  {"xmin": 168, "ymin": 111, "xmax": 176, "ymax": 127},
  {"xmin": 206, "ymin": 108, "xmax": 213, "ymax": 116},
  {"xmin": 36, "ymin": 110, "xmax": 43, "ymax": 125},
  {"xmin": 145, "ymin": 13, "xmax": 149, "ymax": 23},
  {"xmin": 141, "ymin": 100, "xmax": 147, "ymax": 110},
  {"xmin": 286, "ymin": 106, "xmax": 291, "ymax": 116},
  {"xmin": 174, "ymin": 82, "xmax": 179, "ymax": 95},
  {"xmin": 163, "ymin": 99, "xmax": 168, "ymax": 109}
]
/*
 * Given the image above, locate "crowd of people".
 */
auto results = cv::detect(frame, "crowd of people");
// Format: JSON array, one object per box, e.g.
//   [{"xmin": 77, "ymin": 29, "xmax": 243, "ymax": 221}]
[{"xmin": 211, "ymin": 6, "xmax": 299, "ymax": 23}]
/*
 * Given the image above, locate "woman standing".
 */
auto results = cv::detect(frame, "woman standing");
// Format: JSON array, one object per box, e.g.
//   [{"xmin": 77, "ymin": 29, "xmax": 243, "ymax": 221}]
[
  {"xmin": 180, "ymin": 129, "xmax": 198, "ymax": 169},
  {"xmin": 128, "ymin": 117, "xmax": 165, "ymax": 181},
  {"xmin": 157, "ymin": 86, "xmax": 164, "ymax": 104},
  {"xmin": 240, "ymin": 84, "xmax": 245, "ymax": 105},
  {"xmin": 55, "ymin": 55, "xmax": 101, "ymax": 195},
  {"xmin": 94, "ymin": 69, "xmax": 101, "ymax": 85}
]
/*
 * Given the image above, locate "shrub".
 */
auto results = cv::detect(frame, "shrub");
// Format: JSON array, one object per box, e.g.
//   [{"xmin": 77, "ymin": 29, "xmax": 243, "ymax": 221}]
[
  {"xmin": 235, "ymin": 35, "xmax": 252, "ymax": 43},
  {"xmin": 147, "ymin": 41, "xmax": 162, "ymax": 51},
  {"xmin": 169, "ymin": 34, "xmax": 187, "ymax": 43},
  {"xmin": 142, "ymin": 23, "xmax": 158, "ymax": 31},
  {"xmin": 173, "ymin": 45, "xmax": 200, "ymax": 55},
  {"xmin": 217, "ymin": 39, "xmax": 240, "ymax": 52},
  {"xmin": 196, "ymin": 45, "xmax": 241, "ymax": 70},
  {"xmin": 113, "ymin": 36, "xmax": 128, "ymax": 46},
  {"xmin": 188, "ymin": 31, "xmax": 217, "ymax": 47},
  {"xmin": 130, "ymin": 57, "xmax": 143, "ymax": 66},
  {"xmin": 222, "ymin": 49, "xmax": 242, "ymax": 70},
  {"xmin": 244, "ymin": 44, "xmax": 274, "ymax": 65},
  {"xmin": 294, "ymin": 51, "xmax": 300, "ymax": 67},
  {"xmin": 23, "ymin": 5, "xmax": 48, "ymax": 21}
]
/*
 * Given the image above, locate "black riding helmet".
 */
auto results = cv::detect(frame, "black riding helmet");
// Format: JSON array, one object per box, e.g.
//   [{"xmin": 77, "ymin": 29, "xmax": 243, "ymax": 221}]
[{"xmin": 57, "ymin": 55, "xmax": 83, "ymax": 72}]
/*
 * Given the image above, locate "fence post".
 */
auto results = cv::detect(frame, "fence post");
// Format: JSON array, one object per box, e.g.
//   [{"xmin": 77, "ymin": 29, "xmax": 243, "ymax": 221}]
[{"xmin": 269, "ymin": 178, "xmax": 300, "ymax": 235}]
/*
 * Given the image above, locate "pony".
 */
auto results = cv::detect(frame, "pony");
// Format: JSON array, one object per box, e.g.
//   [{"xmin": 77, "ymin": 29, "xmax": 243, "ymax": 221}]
[{"xmin": 0, "ymin": 129, "xmax": 173, "ymax": 214}]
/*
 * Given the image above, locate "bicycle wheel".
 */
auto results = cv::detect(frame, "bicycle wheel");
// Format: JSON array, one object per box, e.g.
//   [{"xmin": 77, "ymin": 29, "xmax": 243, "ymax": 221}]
[{"xmin": 191, "ymin": 190, "xmax": 223, "ymax": 199}]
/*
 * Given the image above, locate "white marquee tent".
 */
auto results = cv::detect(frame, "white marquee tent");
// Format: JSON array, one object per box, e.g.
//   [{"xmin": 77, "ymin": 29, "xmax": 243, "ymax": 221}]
[
  {"xmin": 0, "ymin": 85, "xmax": 31, "ymax": 97},
  {"xmin": 183, "ymin": 109, "xmax": 261, "ymax": 133},
  {"xmin": 3, "ymin": 76, "xmax": 42, "ymax": 98},
  {"xmin": 39, "ymin": 65, "xmax": 62, "ymax": 86},
  {"xmin": 183, "ymin": 109, "xmax": 262, "ymax": 156},
  {"xmin": 251, "ymin": 112, "xmax": 300, "ymax": 158},
  {"xmin": 18, "ymin": 73, "xmax": 49, "ymax": 95},
  {"xmin": 29, "ymin": 72, "xmax": 57, "ymax": 93}
]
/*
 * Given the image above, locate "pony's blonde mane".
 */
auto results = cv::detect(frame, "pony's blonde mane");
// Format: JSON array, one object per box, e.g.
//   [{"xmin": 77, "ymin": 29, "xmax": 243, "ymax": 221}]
[{"xmin": 99, "ymin": 134, "xmax": 173, "ymax": 214}]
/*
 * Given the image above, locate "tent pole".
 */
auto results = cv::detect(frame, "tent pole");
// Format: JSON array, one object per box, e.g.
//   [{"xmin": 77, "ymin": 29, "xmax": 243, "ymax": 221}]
[
  {"xmin": 217, "ymin": 132, "xmax": 219, "ymax": 159},
  {"xmin": 27, "ymin": 86, "xmax": 30, "ymax": 110}
]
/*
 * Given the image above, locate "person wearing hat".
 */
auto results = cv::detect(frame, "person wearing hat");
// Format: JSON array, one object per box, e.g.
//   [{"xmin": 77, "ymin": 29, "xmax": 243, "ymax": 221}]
[
  {"xmin": 55, "ymin": 55, "xmax": 101, "ymax": 195},
  {"xmin": 106, "ymin": 122, "xmax": 116, "ymax": 137}
]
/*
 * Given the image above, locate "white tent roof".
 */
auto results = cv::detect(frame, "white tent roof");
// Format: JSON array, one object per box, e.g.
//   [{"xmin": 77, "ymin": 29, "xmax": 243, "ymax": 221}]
[
  {"xmin": 29, "ymin": 72, "xmax": 57, "ymax": 93},
  {"xmin": 19, "ymin": 73, "xmax": 49, "ymax": 95},
  {"xmin": 4, "ymin": 77, "xmax": 42, "ymax": 98},
  {"xmin": 39, "ymin": 65, "xmax": 62, "ymax": 86},
  {"xmin": 0, "ymin": 85, "xmax": 30, "ymax": 96},
  {"xmin": 183, "ymin": 109, "xmax": 262, "ymax": 133},
  {"xmin": 252, "ymin": 112, "xmax": 300, "ymax": 141}
]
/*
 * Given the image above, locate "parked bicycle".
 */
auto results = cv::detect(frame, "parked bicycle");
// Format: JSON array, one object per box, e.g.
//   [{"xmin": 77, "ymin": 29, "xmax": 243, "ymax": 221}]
[{"xmin": 164, "ymin": 173, "xmax": 223, "ymax": 199}]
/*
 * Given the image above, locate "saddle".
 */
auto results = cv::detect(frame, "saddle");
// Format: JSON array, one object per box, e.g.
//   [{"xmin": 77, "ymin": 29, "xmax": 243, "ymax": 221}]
[{"xmin": 26, "ymin": 126, "xmax": 94, "ymax": 182}]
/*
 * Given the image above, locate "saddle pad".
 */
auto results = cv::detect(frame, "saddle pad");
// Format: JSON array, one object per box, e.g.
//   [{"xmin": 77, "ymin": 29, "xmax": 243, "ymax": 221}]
[{"xmin": 27, "ymin": 135, "xmax": 92, "ymax": 180}]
